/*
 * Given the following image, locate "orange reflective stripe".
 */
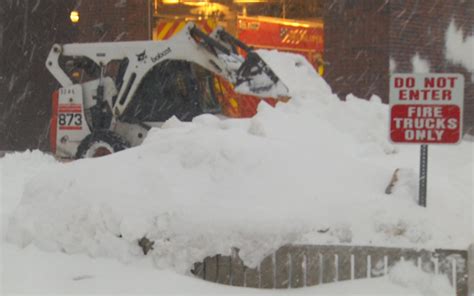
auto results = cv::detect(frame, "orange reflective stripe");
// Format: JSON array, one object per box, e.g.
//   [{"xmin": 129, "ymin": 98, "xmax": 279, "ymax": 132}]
[
  {"xmin": 220, "ymin": 79, "xmax": 235, "ymax": 94},
  {"xmin": 229, "ymin": 98, "xmax": 238, "ymax": 108},
  {"xmin": 201, "ymin": 20, "xmax": 213, "ymax": 34},
  {"xmin": 156, "ymin": 22, "xmax": 167, "ymax": 39},
  {"xmin": 164, "ymin": 21, "xmax": 181, "ymax": 40},
  {"xmin": 157, "ymin": 21, "xmax": 174, "ymax": 40},
  {"xmin": 175, "ymin": 21, "xmax": 186, "ymax": 35},
  {"xmin": 213, "ymin": 77, "xmax": 241, "ymax": 117},
  {"xmin": 318, "ymin": 65, "xmax": 324, "ymax": 76},
  {"xmin": 157, "ymin": 19, "xmax": 217, "ymax": 40}
]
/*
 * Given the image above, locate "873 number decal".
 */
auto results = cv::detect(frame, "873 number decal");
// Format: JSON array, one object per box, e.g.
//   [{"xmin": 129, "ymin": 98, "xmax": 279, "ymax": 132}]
[{"xmin": 58, "ymin": 113, "xmax": 82, "ymax": 129}]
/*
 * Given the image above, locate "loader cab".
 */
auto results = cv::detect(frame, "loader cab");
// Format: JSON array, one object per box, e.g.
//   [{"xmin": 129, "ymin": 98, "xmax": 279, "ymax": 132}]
[{"xmin": 121, "ymin": 60, "xmax": 221, "ymax": 123}]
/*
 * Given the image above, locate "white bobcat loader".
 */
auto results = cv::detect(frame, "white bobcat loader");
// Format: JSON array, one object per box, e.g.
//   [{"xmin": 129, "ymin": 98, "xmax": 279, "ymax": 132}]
[{"xmin": 46, "ymin": 22, "xmax": 289, "ymax": 159}]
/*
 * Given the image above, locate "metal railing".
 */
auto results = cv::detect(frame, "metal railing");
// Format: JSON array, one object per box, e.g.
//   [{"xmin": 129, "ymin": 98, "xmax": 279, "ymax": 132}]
[{"xmin": 192, "ymin": 244, "xmax": 469, "ymax": 295}]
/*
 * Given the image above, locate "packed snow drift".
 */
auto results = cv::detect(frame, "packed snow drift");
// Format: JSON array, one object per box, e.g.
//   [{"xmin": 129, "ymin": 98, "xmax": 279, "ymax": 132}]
[{"xmin": 1, "ymin": 51, "xmax": 472, "ymax": 288}]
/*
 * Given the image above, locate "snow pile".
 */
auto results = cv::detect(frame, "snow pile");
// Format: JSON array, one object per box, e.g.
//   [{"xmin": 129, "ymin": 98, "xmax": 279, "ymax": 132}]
[
  {"xmin": 0, "ymin": 151, "xmax": 58, "ymax": 240},
  {"xmin": 257, "ymin": 49, "xmax": 333, "ymax": 97},
  {"xmin": 3, "ymin": 51, "xmax": 473, "ymax": 275},
  {"xmin": 389, "ymin": 261, "xmax": 454, "ymax": 296},
  {"xmin": 235, "ymin": 49, "xmax": 331, "ymax": 98}
]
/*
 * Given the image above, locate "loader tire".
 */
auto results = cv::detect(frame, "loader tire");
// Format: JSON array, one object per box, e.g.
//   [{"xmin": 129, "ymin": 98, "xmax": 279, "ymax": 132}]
[{"xmin": 76, "ymin": 130, "xmax": 130, "ymax": 159}]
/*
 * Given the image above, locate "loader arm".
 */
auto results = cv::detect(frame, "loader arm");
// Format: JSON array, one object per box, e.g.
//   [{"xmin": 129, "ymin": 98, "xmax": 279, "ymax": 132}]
[{"xmin": 45, "ymin": 22, "xmax": 288, "ymax": 117}]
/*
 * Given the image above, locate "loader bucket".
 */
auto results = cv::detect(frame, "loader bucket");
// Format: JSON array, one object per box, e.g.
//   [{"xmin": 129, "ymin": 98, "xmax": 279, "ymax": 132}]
[{"xmin": 234, "ymin": 51, "xmax": 289, "ymax": 99}]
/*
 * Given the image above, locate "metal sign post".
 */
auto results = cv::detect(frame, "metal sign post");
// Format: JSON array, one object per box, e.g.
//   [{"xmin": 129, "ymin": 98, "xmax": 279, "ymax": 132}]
[
  {"xmin": 389, "ymin": 73, "xmax": 464, "ymax": 208},
  {"xmin": 418, "ymin": 144, "xmax": 428, "ymax": 207}
]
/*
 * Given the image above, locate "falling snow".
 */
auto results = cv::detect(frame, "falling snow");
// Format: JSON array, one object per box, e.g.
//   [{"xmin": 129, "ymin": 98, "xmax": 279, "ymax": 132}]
[
  {"xmin": 411, "ymin": 53, "xmax": 430, "ymax": 74},
  {"xmin": 445, "ymin": 20, "xmax": 474, "ymax": 80}
]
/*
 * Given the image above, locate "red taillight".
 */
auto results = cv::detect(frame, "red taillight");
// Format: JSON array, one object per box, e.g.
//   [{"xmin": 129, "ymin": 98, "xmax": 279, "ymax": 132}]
[{"xmin": 50, "ymin": 90, "xmax": 59, "ymax": 154}]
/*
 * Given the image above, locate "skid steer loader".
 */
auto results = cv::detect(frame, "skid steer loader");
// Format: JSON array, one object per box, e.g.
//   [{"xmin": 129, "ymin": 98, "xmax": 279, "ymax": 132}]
[{"xmin": 46, "ymin": 22, "xmax": 289, "ymax": 159}]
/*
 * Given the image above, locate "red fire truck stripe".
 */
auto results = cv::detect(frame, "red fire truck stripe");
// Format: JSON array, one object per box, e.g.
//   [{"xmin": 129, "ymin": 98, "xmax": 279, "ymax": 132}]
[
  {"xmin": 58, "ymin": 109, "xmax": 82, "ymax": 112},
  {"xmin": 59, "ymin": 104, "xmax": 81, "ymax": 107},
  {"xmin": 58, "ymin": 105, "xmax": 81, "ymax": 110},
  {"xmin": 59, "ymin": 126, "xmax": 82, "ymax": 130}
]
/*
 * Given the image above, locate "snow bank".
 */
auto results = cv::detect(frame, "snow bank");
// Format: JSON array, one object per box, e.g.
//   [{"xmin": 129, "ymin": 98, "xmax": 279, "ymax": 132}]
[
  {"xmin": 389, "ymin": 261, "xmax": 454, "ymax": 296},
  {"xmin": 4, "ymin": 51, "xmax": 473, "ymax": 276},
  {"xmin": 0, "ymin": 151, "xmax": 57, "ymax": 240}
]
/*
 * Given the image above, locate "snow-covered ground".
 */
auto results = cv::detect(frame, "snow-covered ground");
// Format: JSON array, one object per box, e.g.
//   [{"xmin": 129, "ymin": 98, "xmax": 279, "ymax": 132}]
[
  {"xmin": 2, "ymin": 244, "xmax": 454, "ymax": 296},
  {"xmin": 0, "ymin": 151, "xmax": 459, "ymax": 294},
  {"xmin": 1, "ymin": 50, "xmax": 470, "ymax": 295},
  {"xmin": 3, "ymin": 242, "xmax": 454, "ymax": 295}
]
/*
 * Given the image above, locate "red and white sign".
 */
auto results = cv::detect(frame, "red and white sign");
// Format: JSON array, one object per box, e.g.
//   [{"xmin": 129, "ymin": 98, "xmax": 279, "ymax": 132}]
[{"xmin": 389, "ymin": 74, "xmax": 464, "ymax": 144}]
